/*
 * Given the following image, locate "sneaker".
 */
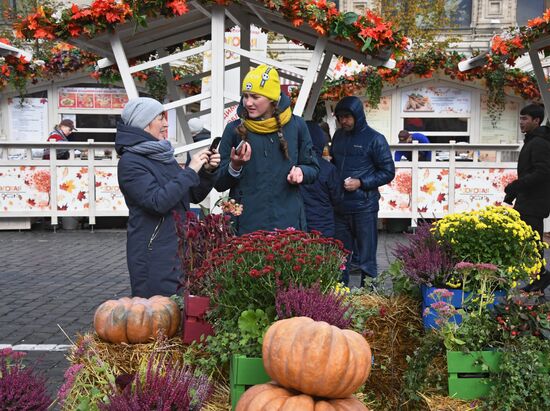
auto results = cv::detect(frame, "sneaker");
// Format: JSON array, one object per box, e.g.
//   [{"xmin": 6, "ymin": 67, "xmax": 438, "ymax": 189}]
[{"xmin": 523, "ymin": 271, "xmax": 550, "ymax": 293}]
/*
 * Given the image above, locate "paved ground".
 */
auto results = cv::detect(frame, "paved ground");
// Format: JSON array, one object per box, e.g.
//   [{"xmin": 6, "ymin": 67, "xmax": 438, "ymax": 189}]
[{"xmin": 0, "ymin": 226, "xmax": 403, "ymax": 402}]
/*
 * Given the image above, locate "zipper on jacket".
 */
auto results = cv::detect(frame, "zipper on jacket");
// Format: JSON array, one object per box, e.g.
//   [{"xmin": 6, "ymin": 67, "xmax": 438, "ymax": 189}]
[{"xmin": 148, "ymin": 217, "xmax": 164, "ymax": 250}]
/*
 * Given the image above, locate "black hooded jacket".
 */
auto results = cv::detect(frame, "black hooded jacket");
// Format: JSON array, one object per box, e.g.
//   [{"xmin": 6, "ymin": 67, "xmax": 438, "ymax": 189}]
[
  {"xmin": 505, "ymin": 125, "xmax": 550, "ymax": 218},
  {"xmin": 330, "ymin": 96, "xmax": 395, "ymax": 213}
]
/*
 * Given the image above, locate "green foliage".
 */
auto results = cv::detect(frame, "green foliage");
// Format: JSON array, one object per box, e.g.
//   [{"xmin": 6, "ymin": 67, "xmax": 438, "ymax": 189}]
[
  {"xmin": 376, "ymin": 0, "xmax": 458, "ymax": 51},
  {"xmin": 202, "ymin": 229, "xmax": 345, "ymax": 326},
  {"xmin": 484, "ymin": 338, "xmax": 550, "ymax": 411},
  {"xmin": 377, "ymin": 259, "xmax": 420, "ymax": 298},
  {"xmin": 185, "ymin": 309, "xmax": 271, "ymax": 377},
  {"xmin": 401, "ymin": 332, "xmax": 446, "ymax": 404},
  {"xmin": 238, "ymin": 309, "xmax": 270, "ymax": 346}
]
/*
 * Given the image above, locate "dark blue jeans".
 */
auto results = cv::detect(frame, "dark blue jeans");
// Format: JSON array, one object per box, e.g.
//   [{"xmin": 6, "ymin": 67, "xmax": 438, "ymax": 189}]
[{"xmin": 335, "ymin": 211, "xmax": 378, "ymax": 287}]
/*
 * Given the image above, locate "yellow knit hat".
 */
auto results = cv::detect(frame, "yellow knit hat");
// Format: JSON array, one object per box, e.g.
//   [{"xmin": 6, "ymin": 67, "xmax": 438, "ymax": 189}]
[{"xmin": 242, "ymin": 65, "xmax": 281, "ymax": 102}]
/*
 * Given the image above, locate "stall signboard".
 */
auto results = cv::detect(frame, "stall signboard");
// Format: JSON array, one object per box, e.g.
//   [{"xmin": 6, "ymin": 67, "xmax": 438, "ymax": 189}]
[
  {"xmin": 364, "ymin": 96, "xmax": 391, "ymax": 140},
  {"xmin": 480, "ymin": 96, "xmax": 519, "ymax": 144},
  {"xmin": 95, "ymin": 167, "xmax": 128, "ymax": 212},
  {"xmin": 454, "ymin": 168, "xmax": 517, "ymax": 212},
  {"xmin": 401, "ymin": 86, "xmax": 471, "ymax": 115},
  {"xmin": 8, "ymin": 98, "xmax": 48, "ymax": 142},
  {"xmin": 0, "ymin": 166, "xmax": 51, "ymax": 211},
  {"xmin": 58, "ymin": 87, "xmax": 128, "ymax": 109}
]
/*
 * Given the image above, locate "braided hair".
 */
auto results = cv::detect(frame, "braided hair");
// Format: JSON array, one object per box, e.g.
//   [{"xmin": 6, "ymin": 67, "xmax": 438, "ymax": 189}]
[
  {"xmin": 237, "ymin": 102, "xmax": 289, "ymax": 160},
  {"xmin": 273, "ymin": 105, "xmax": 289, "ymax": 160}
]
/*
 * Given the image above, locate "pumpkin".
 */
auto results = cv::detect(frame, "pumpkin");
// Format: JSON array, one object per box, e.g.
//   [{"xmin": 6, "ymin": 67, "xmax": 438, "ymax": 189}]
[
  {"xmin": 236, "ymin": 382, "xmax": 369, "ymax": 411},
  {"xmin": 262, "ymin": 317, "xmax": 371, "ymax": 398},
  {"xmin": 93, "ymin": 296, "xmax": 180, "ymax": 343}
]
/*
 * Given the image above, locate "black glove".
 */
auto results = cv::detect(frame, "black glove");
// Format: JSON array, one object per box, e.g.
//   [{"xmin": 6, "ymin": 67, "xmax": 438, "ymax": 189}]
[
  {"xmin": 504, "ymin": 180, "xmax": 519, "ymax": 196},
  {"xmin": 503, "ymin": 193, "xmax": 515, "ymax": 205}
]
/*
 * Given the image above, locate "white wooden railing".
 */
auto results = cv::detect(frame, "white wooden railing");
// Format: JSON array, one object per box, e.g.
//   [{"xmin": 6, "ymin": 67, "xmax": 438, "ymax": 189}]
[{"xmin": 0, "ymin": 140, "xmax": 522, "ymax": 229}]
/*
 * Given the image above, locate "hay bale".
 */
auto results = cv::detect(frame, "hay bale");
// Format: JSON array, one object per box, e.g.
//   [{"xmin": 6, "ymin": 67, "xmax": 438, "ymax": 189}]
[
  {"xmin": 60, "ymin": 333, "xmax": 210, "ymax": 410},
  {"xmin": 418, "ymin": 392, "xmax": 481, "ymax": 410},
  {"xmin": 351, "ymin": 293, "xmax": 423, "ymax": 410}
]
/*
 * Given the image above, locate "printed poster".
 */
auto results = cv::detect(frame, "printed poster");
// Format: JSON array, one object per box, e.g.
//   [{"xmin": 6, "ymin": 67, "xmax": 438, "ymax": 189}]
[
  {"xmin": 8, "ymin": 98, "xmax": 49, "ymax": 142},
  {"xmin": 401, "ymin": 86, "xmax": 471, "ymax": 114},
  {"xmin": 454, "ymin": 168, "xmax": 517, "ymax": 212},
  {"xmin": 0, "ymin": 166, "xmax": 51, "ymax": 211},
  {"xmin": 380, "ymin": 168, "xmax": 412, "ymax": 212},
  {"xmin": 417, "ymin": 168, "xmax": 449, "ymax": 215},
  {"xmin": 56, "ymin": 166, "xmax": 89, "ymax": 212},
  {"xmin": 480, "ymin": 95, "xmax": 519, "ymax": 143},
  {"xmin": 364, "ymin": 96, "xmax": 391, "ymax": 140},
  {"xmin": 58, "ymin": 87, "xmax": 128, "ymax": 109},
  {"xmin": 95, "ymin": 167, "xmax": 127, "ymax": 212}
]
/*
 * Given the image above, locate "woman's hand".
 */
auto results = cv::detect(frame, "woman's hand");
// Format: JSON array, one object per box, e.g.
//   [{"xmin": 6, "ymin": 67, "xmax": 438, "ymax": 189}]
[
  {"xmin": 230, "ymin": 142, "xmax": 251, "ymax": 171},
  {"xmin": 287, "ymin": 166, "xmax": 303, "ymax": 185},
  {"xmin": 188, "ymin": 149, "xmax": 210, "ymax": 173},
  {"xmin": 204, "ymin": 150, "xmax": 221, "ymax": 171}
]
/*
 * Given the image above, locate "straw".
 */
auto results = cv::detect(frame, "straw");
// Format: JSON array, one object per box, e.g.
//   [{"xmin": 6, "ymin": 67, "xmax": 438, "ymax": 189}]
[{"xmin": 351, "ymin": 293, "xmax": 423, "ymax": 409}]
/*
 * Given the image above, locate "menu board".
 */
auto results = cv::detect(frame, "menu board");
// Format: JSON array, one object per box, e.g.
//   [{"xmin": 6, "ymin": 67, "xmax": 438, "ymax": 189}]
[
  {"xmin": 479, "ymin": 95, "xmax": 519, "ymax": 143},
  {"xmin": 401, "ymin": 86, "xmax": 471, "ymax": 114},
  {"xmin": 58, "ymin": 87, "xmax": 128, "ymax": 109},
  {"xmin": 8, "ymin": 98, "xmax": 49, "ymax": 141}
]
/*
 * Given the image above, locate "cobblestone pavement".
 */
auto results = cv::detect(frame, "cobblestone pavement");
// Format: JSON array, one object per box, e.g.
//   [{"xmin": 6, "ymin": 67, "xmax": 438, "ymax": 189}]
[{"xmin": 0, "ymin": 229, "xmax": 131, "ymax": 399}]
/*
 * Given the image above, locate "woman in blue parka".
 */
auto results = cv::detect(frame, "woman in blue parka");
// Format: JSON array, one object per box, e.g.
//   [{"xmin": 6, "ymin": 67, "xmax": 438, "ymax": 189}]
[
  {"xmin": 116, "ymin": 97, "xmax": 219, "ymax": 298},
  {"xmin": 215, "ymin": 65, "xmax": 319, "ymax": 235}
]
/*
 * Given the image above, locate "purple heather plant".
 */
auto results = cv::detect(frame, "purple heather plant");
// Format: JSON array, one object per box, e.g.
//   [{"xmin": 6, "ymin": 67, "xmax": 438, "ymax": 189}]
[
  {"xmin": 393, "ymin": 222, "xmax": 454, "ymax": 286},
  {"xmin": 0, "ymin": 348, "xmax": 53, "ymax": 410},
  {"xmin": 100, "ymin": 357, "xmax": 213, "ymax": 411},
  {"xmin": 275, "ymin": 282, "xmax": 353, "ymax": 329}
]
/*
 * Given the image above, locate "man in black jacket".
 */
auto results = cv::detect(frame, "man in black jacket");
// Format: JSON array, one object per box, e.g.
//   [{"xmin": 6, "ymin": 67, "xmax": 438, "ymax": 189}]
[{"xmin": 504, "ymin": 104, "xmax": 550, "ymax": 292}]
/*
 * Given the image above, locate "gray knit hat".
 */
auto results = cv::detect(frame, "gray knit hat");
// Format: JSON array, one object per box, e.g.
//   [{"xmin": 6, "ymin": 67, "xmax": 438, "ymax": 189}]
[{"xmin": 121, "ymin": 97, "xmax": 164, "ymax": 129}]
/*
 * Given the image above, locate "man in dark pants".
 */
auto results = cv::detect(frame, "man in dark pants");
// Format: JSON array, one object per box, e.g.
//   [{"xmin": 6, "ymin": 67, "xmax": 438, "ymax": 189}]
[
  {"xmin": 330, "ymin": 96, "xmax": 395, "ymax": 287},
  {"xmin": 504, "ymin": 103, "xmax": 550, "ymax": 292}
]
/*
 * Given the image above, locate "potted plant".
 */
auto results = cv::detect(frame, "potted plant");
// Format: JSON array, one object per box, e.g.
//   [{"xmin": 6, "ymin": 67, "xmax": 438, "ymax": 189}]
[
  {"xmin": 429, "ymin": 292, "xmax": 550, "ymax": 401},
  {"xmin": 396, "ymin": 206, "xmax": 545, "ymax": 328},
  {"xmin": 174, "ymin": 198, "xmax": 240, "ymax": 344}
]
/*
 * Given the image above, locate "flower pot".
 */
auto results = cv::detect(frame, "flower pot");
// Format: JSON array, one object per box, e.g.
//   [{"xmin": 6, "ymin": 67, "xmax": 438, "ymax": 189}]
[
  {"xmin": 230, "ymin": 354, "xmax": 270, "ymax": 410},
  {"xmin": 447, "ymin": 350, "xmax": 500, "ymax": 399},
  {"xmin": 181, "ymin": 294, "xmax": 214, "ymax": 344},
  {"xmin": 447, "ymin": 350, "xmax": 550, "ymax": 400},
  {"xmin": 421, "ymin": 285, "xmax": 506, "ymax": 329}
]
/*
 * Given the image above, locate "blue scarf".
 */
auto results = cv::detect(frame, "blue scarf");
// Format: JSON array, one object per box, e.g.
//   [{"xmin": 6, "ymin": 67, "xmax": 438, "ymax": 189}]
[{"xmin": 124, "ymin": 140, "xmax": 175, "ymax": 164}]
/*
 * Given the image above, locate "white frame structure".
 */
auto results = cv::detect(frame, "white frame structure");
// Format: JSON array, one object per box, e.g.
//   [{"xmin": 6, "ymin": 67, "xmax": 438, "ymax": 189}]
[{"xmin": 66, "ymin": 1, "xmax": 394, "ymax": 148}]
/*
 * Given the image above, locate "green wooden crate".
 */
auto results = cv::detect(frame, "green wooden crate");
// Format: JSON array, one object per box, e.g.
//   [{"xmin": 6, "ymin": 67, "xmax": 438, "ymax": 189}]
[
  {"xmin": 230, "ymin": 355, "xmax": 270, "ymax": 410},
  {"xmin": 447, "ymin": 351, "xmax": 500, "ymax": 400},
  {"xmin": 447, "ymin": 350, "xmax": 550, "ymax": 400}
]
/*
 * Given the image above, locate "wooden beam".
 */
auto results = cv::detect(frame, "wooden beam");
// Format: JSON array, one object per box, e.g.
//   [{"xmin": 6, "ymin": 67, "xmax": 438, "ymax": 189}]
[
  {"xmin": 225, "ymin": 44, "xmax": 308, "ymax": 77},
  {"xmin": 163, "ymin": 92, "xmax": 211, "ymax": 111},
  {"xmin": 294, "ymin": 37, "xmax": 327, "ymax": 116},
  {"xmin": 109, "ymin": 33, "xmax": 139, "ymax": 99},
  {"xmin": 303, "ymin": 50, "xmax": 332, "ymax": 120},
  {"xmin": 211, "ymin": 6, "xmax": 226, "ymax": 137},
  {"xmin": 129, "ymin": 44, "xmax": 211, "ymax": 74},
  {"xmin": 175, "ymin": 62, "xmax": 240, "ymax": 85}
]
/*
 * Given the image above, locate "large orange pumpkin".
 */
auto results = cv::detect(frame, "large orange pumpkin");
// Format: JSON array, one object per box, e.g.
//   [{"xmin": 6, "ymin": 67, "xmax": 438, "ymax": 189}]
[
  {"xmin": 236, "ymin": 383, "xmax": 369, "ymax": 411},
  {"xmin": 262, "ymin": 317, "xmax": 371, "ymax": 398},
  {"xmin": 93, "ymin": 296, "xmax": 180, "ymax": 343}
]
